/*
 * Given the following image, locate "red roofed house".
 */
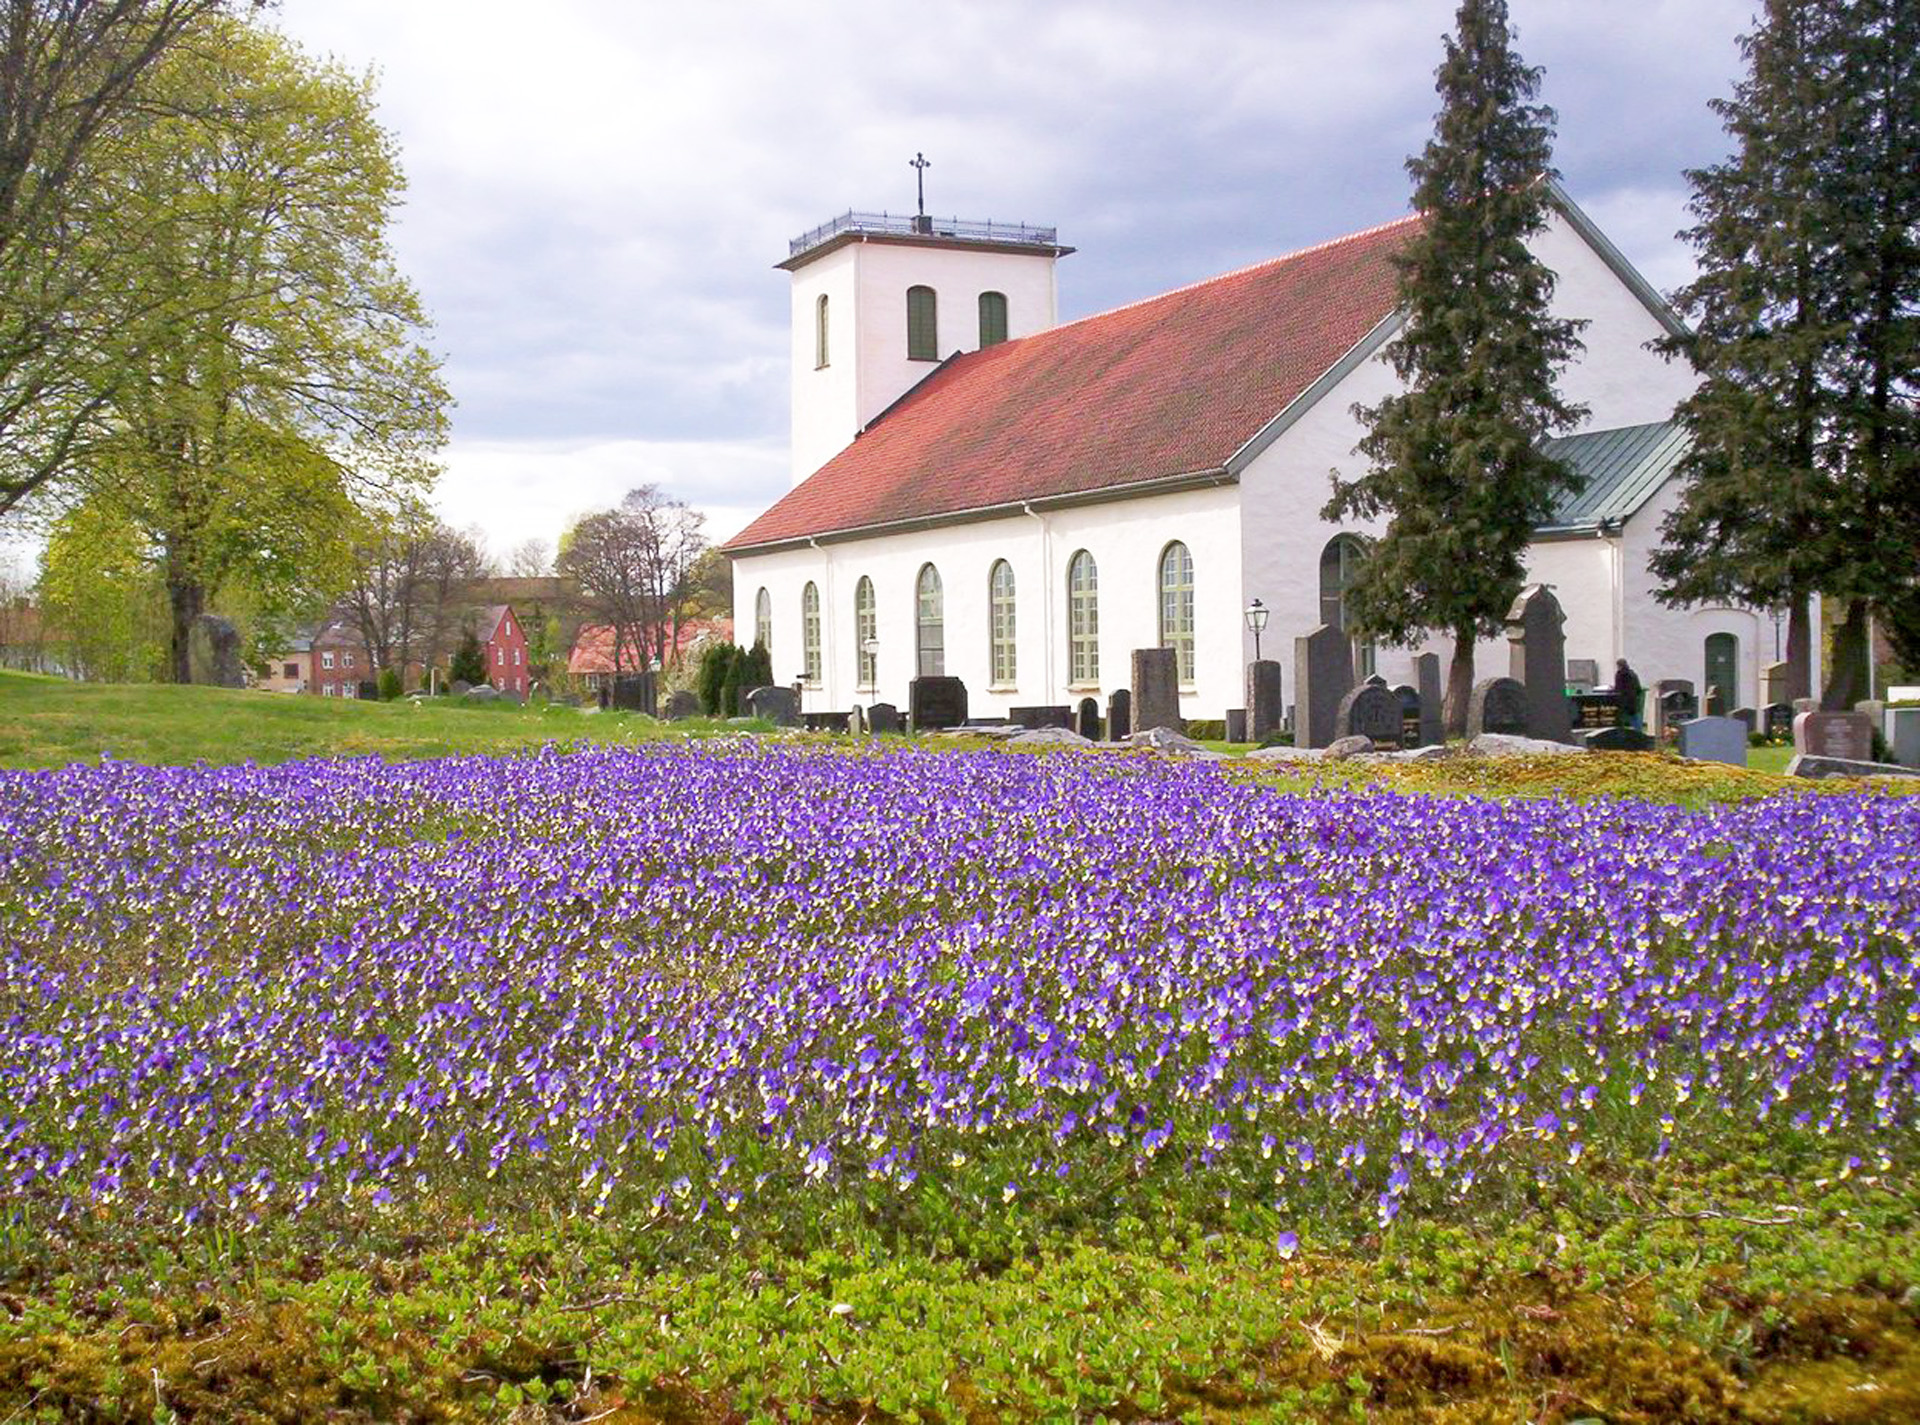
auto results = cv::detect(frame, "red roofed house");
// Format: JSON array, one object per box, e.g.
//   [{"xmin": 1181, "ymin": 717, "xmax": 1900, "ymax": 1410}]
[
  {"xmin": 723, "ymin": 186, "xmax": 1799, "ymax": 721},
  {"xmin": 568, "ymin": 617, "xmax": 733, "ymax": 694},
  {"xmin": 471, "ymin": 604, "xmax": 529, "ymax": 696}
]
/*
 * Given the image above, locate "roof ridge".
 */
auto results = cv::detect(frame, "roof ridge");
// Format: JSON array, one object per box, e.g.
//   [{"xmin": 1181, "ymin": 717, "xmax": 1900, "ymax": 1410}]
[{"xmin": 1033, "ymin": 210, "xmax": 1422, "ymax": 340}]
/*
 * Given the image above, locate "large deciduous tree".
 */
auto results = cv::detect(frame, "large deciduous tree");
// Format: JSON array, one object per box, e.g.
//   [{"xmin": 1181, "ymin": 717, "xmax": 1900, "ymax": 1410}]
[
  {"xmin": 0, "ymin": 0, "xmax": 261, "ymax": 520},
  {"xmin": 72, "ymin": 18, "xmax": 447, "ymax": 682},
  {"xmin": 558, "ymin": 486, "xmax": 707, "ymax": 678},
  {"xmin": 1322, "ymin": 0, "xmax": 1586, "ymax": 735},
  {"xmin": 1651, "ymin": 0, "xmax": 1916, "ymax": 708}
]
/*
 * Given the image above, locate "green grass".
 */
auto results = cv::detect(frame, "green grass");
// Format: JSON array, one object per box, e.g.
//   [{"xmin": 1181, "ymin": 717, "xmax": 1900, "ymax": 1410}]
[{"xmin": 0, "ymin": 670, "xmax": 772, "ymax": 770}]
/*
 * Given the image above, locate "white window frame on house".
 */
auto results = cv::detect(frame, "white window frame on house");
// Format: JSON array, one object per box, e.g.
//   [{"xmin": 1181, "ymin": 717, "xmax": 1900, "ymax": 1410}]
[
  {"xmin": 1067, "ymin": 549, "xmax": 1099, "ymax": 687},
  {"xmin": 322, "ymin": 651, "xmax": 335, "ymax": 670},
  {"xmin": 1158, "ymin": 540, "xmax": 1195, "ymax": 689},
  {"xmin": 754, "ymin": 587, "xmax": 772, "ymax": 652},
  {"xmin": 916, "ymin": 564, "xmax": 944, "ymax": 677},
  {"xmin": 988, "ymin": 559, "xmax": 1016, "ymax": 687},
  {"xmin": 802, "ymin": 581, "xmax": 822, "ymax": 685},
  {"xmin": 906, "ymin": 285, "xmax": 938, "ymax": 361},
  {"xmin": 978, "ymin": 290, "xmax": 1008, "ymax": 348},
  {"xmin": 855, "ymin": 576, "xmax": 877, "ymax": 690},
  {"xmin": 1319, "ymin": 533, "xmax": 1375, "ymax": 680},
  {"xmin": 815, "ymin": 293, "xmax": 830, "ymax": 369}
]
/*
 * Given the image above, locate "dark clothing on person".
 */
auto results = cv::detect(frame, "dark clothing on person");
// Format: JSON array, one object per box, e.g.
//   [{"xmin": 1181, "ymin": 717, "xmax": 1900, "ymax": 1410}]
[{"xmin": 1613, "ymin": 660, "xmax": 1644, "ymax": 730}]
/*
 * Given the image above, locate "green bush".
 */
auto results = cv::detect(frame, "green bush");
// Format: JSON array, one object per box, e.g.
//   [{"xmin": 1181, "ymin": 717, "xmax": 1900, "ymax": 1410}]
[
  {"xmin": 376, "ymin": 668, "xmax": 402, "ymax": 701},
  {"xmin": 450, "ymin": 630, "xmax": 487, "ymax": 687},
  {"xmin": 1186, "ymin": 719, "xmax": 1225, "ymax": 741},
  {"xmin": 698, "ymin": 643, "xmax": 737, "ymax": 716}
]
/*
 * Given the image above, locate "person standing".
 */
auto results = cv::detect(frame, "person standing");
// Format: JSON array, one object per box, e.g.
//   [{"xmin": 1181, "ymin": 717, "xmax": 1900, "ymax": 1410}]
[{"xmin": 1613, "ymin": 658, "xmax": 1644, "ymax": 731}]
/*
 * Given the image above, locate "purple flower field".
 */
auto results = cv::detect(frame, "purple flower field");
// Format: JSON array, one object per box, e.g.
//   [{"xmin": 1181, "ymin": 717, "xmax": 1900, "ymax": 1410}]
[{"xmin": 1, "ymin": 743, "xmax": 1916, "ymax": 1249}]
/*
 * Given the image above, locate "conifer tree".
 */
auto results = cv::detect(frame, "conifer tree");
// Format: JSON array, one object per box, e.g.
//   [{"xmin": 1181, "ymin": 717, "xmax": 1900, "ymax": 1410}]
[
  {"xmin": 1651, "ymin": 0, "xmax": 1916, "ymax": 707},
  {"xmin": 1324, "ymin": 0, "xmax": 1585, "ymax": 735}
]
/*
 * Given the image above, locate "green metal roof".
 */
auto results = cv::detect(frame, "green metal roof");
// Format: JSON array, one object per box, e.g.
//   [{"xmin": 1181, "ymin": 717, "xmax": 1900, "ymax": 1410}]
[{"xmin": 1538, "ymin": 421, "xmax": 1689, "ymax": 533}]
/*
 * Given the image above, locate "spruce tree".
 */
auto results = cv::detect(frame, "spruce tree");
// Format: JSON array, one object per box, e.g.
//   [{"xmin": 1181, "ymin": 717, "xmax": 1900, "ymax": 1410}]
[
  {"xmin": 1324, "ymin": 0, "xmax": 1586, "ymax": 735},
  {"xmin": 1654, "ymin": 0, "xmax": 1916, "ymax": 707}
]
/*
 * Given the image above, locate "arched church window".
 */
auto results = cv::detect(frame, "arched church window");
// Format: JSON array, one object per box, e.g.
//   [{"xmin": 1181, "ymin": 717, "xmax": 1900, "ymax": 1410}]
[
  {"xmin": 1068, "ymin": 549, "xmax": 1099, "ymax": 685},
  {"xmin": 989, "ymin": 559, "xmax": 1017, "ymax": 685},
  {"xmin": 802, "ymin": 581, "xmax": 822, "ymax": 684},
  {"xmin": 1319, "ymin": 534, "xmax": 1374, "ymax": 679},
  {"xmin": 978, "ymin": 291, "xmax": 1008, "ymax": 348},
  {"xmin": 855, "ymin": 577, "xmax": 877, "ymax": 689},
  {"xmin": 814, "ymin": 294, "xmax": 830, "ymax": 369},
  {"xmin": 1704, "ymin": 632, "xmax": 1738, "ymax": 707},
  {"xmin": 754, "ymin": 587, "xmax": 772, "ymax": 654},
  {"xmin": 1158, "ymin": 541, "xmax": 1195, "ymax": 687},
  {"xmin": 916, "ymin": 564, "xmax": 944, "ymax": 676},
  {"xmin": 907, "ymin": 285, "xmax": 938, "ymax": 361}
]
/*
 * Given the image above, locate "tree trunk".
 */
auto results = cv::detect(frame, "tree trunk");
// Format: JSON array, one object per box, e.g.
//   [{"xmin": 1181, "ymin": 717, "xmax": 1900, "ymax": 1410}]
[
  {"xmin": 1822, "ymin": 597, "xmax": 1871, "ymax": 710},
  {"xmin": 1444, "ymin": 625, "xmax": 1475, "ymax": 739},
  {"xmin": 167, "ymin": 569, "xmax": 204, "ymax": 685},
  {"xmin": 1785, "ymin": 591, "xmax": 1813, "ymax": 703}
]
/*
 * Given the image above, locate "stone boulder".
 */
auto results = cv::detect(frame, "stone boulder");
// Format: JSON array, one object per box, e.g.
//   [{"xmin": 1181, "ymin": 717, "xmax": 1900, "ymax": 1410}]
[
  {"xmin": 1009, "ymin": 726, "xmax": 1093, "ymax": 747},
  {"xmin": 1245, "ymin": 745, "xmax": 1326, "ymax": 764},
  {"xmin": 1325, "ymin": 735, "xmax": 1375, "ymax": 760},
  {"xmin": 1469, "ymin": 732, "xmax": 1579, "ymax": 757},
  {"xmin": 463, "ymin": 685, "xmax": 501, "ymax": 703},
  {"xmin": 1129, "ymin": 726, "xmax": 1204, "ymax": 754}
]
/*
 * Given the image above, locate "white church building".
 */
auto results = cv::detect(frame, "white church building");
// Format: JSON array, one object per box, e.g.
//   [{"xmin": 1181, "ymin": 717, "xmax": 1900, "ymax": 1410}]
[{"xmin": 726, "ymin": 184, "xmax": 1796, "ymax": 722}]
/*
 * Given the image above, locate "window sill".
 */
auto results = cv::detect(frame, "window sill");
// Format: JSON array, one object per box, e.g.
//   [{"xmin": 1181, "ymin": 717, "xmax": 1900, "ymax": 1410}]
[
  {"xmin": 907, "ymin": 355, "xmax": 939, "ymax": 363},
  {"xmin": 1067, "ymin": 683, "xmax": 1101, "ymax": 694},
  {"xmin": 988, "ymin": 683, "xmax": 1018, "ymax": 694}
]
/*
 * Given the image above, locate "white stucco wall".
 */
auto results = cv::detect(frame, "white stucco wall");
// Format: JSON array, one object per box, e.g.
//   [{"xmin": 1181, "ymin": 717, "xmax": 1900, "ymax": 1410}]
[
  {"xmin": 786, "ymin": 237, "xmax": 1061, "ymax": 484},
  {"xmin": 731, "ymin": 482, "xmax": 1243, "ymax": 719},
  {"xmin": 1237, "ymin": 206, "xmax": 1707, "ymax": 704}
]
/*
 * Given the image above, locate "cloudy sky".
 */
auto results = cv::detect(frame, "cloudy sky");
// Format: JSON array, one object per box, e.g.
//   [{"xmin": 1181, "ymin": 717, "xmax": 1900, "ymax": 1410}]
[{"xmin": 267, "ymin": 0, "xmax": 1759, "ymax": 562}]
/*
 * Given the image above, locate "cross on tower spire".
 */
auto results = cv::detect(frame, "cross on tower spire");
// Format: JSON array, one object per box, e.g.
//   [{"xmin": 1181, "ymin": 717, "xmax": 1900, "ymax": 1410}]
[{"xmin": 909, "ymin": 152, "xmax": 931, "ymax": 219}]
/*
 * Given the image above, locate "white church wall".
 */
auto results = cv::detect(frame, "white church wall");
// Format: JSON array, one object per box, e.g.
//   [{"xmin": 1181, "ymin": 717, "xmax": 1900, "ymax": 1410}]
[
  {"xmin": 730, "ymin": 481, "xmax": 1243, "ymax": 719},
  {"xmin": 787, "ymin": 245, "xmax": 862, "ymax": 486}
]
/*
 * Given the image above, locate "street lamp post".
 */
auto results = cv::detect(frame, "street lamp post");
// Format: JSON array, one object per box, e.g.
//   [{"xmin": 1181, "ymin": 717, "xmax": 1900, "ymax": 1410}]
[{"xmin": 1244, "ymin": 598, "xmax": 1269, "ymax": 663}]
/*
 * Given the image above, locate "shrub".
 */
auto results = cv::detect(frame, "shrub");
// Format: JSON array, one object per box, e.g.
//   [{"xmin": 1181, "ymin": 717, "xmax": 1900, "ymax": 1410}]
[
  {"xmin": 450, "ymin": 630, "xmax": 487, "ymax": 687},
  {"xmin": 377, "ymin": 668, "xmax": 402, "ymax": 701}
]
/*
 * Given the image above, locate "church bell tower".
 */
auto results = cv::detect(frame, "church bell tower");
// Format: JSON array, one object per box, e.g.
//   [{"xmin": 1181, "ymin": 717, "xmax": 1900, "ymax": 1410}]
[{"xmin": 780, "ymin": 157, "xmax": 1072, "ymax": 486}]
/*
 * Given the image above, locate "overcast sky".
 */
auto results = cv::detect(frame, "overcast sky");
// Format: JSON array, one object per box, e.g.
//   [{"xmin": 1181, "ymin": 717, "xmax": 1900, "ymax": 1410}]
[{"xmin": 259, "ymin": 0, "xmax": 1760, "ymax": 562}]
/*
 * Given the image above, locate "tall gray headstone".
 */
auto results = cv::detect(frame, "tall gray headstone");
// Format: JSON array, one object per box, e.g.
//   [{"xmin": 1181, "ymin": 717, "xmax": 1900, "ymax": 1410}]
[
  {"xmin": 188, "ymin": 613, "xmax": 245, "ymax": 689},
  {"xmin": 1131, "ymin": 648, "xmax": 1183, "ymax": 735},
  {"xmin": 868, "ymin": 702, "xmax": 901, "ymax": 735},
  {"xmin": 848, "ymin": 704, "xmax": 867, "ymax": 735},
  {"xmin": 1392, "ymin": 684, "xmax": 1421, "ymax": 747},
  {"xmin": 1224, "ymin": 708, "xmax": 1248, "ymax": 743},
  {"xmin": 1106, "ymin": 689, "xmax": 1131, "ymax": 741},
  {"xmin": 665, "ymin": 689, "xmax": 700, "ymax": 721},
  {"xmin": 746, "ymin": 684, "xmax": 798, "ymax": 726},
  {"xmin": 1763, "ymin": 660, "xmax": 1790, "ymax": 708},
  {"xmin": 1414, "ymin": 652, "xmax": 1444, "ymax": 747},
  {"xmin": 1076, "ymin": 697, "xmax": 1102, "ymax": 741},
  {"xmin": 1504, "ymin": 585, "xmax": 1572, "ymax": 743},
  {"xmin": 1888, "ymin": 707, "xmax": 1920, "ymax": 768},
  {"xmin": 1654, "ymin": 680, "xmax": 1697, "ymax": 740},
  {"xmin": 1246, "ymin": 660, "xmax": 1284, "ymax": 742},
  {"xmin": 1467, "ymin": 677, "xmax": 1530, "ymax": 738},
  {"xmin": 1335, "ymin": 682, "xmax": 1402, "ymax": 748},
  {"xmin": 1676, "ymin": 715, "xmax": 1749, "ymax": 767},
  {"xmin": 1294, "ymin": 624, "xmax": 1354, "ymax": 750}
]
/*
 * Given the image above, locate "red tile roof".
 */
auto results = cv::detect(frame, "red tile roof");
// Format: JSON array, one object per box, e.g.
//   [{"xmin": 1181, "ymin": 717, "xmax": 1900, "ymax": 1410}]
[{"xmin": 727, "ymin": 213, "xmax": 1421, "ymax": 551}]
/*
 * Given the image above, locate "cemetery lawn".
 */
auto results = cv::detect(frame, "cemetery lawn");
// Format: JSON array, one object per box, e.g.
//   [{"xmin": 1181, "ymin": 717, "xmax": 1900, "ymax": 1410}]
[
  {"xmin": 0, "ymin": 670, "xmax": 770, "ymax": 769},
  {"xmin": 1, "ymin": 741, "xmax": 1916, "ymax": 1421}
]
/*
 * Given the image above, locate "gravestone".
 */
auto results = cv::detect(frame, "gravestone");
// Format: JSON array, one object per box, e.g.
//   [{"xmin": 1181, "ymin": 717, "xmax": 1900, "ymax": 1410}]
[
  {"xmin": 1580, "ymin": 725, "xmax": 1656, "ymax": 752},
  {"xmin": 1566, "ymin": 658, "xmax": 1600, "ymax": 692},
  {"xmin": 1106, "ymin": 689, "xmax": 1131, "ymax": 741},
  {"xmin": 1504, "ymin": 585, "xmax": 1572, "ymax": 743},
  {"xmin": 1132, "ymin": 648, "xmax": 1183, "ymax": 735},
  {"xmin": 451, "ymin": 679, "xmax": 472, "ymax": 696},
  {"xmin": 1246, "ymin": 660, "xmax": 1284, "ymax": 742},
  {"xmin": 1763, "ymin": 661, "xmax": 1791, "ymax": 707},
  {"xmin": 1414, "ymin": 653, "xmax": 1444, "ymax": 747},
  {"xmin": 665, "ymin": 690, "xmax": 700, "ymax": 721},
  {"xmin": 849, "ymin": 704, "xmax": 867, "ymax": 735},
  {"xmin": 1224, "ymin": 708, "xmax": 1248, "ymax": 744},
  {"xmin": 463, "ymin": 684, "xmax": 500, "ymax": 703},
  {"xmin": 801, "ymin": 711, "xmax": 850, "ymax": 733},
  {"xmin": 1887, "ymin": 707, "xmax": 1920, "ymax": 768},
  {"xmin": 1335, "ymin": 681, "xmax": 1403, "ymax": 748},
  {"xmin": 1654, "ymin": 680, "xmax": 1697, "ymax": 739},
  {"xmin": 1393, "ymin": 685, "xmax": 1421, "ymax": 748},
  {"xmin": 188, "ymin": 613, "xmax": 245, "ymax": 688},
  {"xmin": 1677, "ymin": 715, "xmax": 1749, "ymax": 767},
  {"xmin": 868, "ymin": 702, "xmax": 901, "ymax": 735},
  {"xmin": 1294, "ymin": 624, "xmax": 1354, "ymax": 750},
  {"xmin": 1793, "ymin": 710, "xmax": 1872, "ymax": 762},
  {"xmin": 1705, "ymin": 684, "xmax": 1728, "ymax": 718},
  {"xmin": 1763, "ymin": 702, "xmax": 1795, "ymax": 739},
  {"xmin": 611, "ymin": 672, "xmax": 656, "ymax": 714},
  {"xmin": 1077, "ymin": 697, "xmax": 1102, "ymax": 741},
  {"xmin": 1787, "ymin": 753, "xmax": 1920, "ymax": 781},
  {"xmin": 1466, "ymin": 677, "xmax": 1530, "ymax": 738},
  {"xmin": 1731, "ymin": 706, "xmax": 1757, "ymax": 734},
  {"xmin": 356, "ymin": 680, "xmax": 378, "ymax": 701},
  {"xmin": 1363, "ymin": 672, "xmax": 1388, "ymax": 689},
  {"xmin": 908, "ymin": 677, "xmax": 968, "ymax": 732},
  {"xmin": 746, "ymin": 684, "xmax": 798, "ymax": 726},
  {"xmin": 1011, "ymin": 705, "xmax": 1073, "ymax": 730}
]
